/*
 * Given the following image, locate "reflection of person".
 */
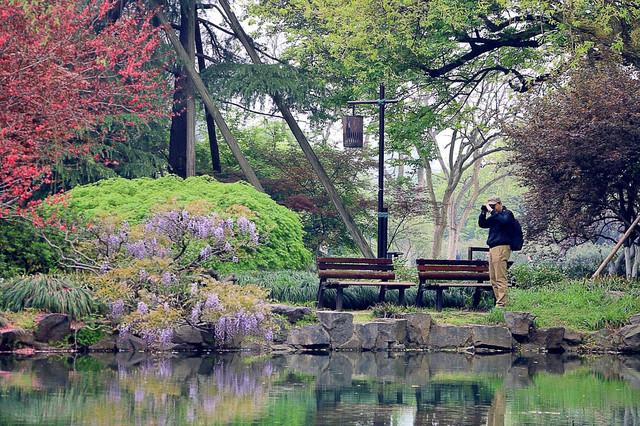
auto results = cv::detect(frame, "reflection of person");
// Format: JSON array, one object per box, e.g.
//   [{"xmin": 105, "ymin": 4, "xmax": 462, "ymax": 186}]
[
  {"xmin": 478, "ymin": 196, "xmax": 514, "ymax": 308},
  {"xmin": 487, "ymin": 388, "xmax": 506, "ymax": 426}
]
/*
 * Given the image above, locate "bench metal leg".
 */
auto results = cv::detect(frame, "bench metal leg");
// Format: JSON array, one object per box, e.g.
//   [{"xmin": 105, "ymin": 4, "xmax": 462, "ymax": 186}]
[
  {"xmin": 435, "ymin": 288, "xmax": 444, "ymax": 312},
  {"xmin": 317, "ymin": 282, "xmax": 325, "ymax": 309},
  {"xmin": 472, "ymin": 287, "xmax": 483, "ymax": 309},
  {"xmin": 378, "ymin": 287, "xmax": 386, "ymax": 303},
  {"xmin": 398, "ymin": 288, "xmax": 406, "ymax": 306},
  {"xmin": 416, "ymin": 281, "xmax": 425, "ymax": 307},
  {"xmin": 335, "ymin": 287, "xmax": 344, "ymax": 311}
]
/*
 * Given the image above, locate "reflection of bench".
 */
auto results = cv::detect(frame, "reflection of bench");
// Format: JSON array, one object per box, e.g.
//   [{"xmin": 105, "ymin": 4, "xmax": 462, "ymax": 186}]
[
  {"xmin": 317, "ymin": 257, "xmax": 414, "ymax": 311},
  {"xmin": 416, "ymin": 259, "xmax": 492, "ymax": 311}
]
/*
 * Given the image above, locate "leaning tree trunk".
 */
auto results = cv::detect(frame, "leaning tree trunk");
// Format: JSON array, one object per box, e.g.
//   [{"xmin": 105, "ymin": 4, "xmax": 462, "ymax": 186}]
[
  {"xmin": 218, "ymin": 0, "xmax": 373, "ymax": 257},
  {"xmin": 168, "ymin": 0, "xmax": 196, "ymax": 178}
]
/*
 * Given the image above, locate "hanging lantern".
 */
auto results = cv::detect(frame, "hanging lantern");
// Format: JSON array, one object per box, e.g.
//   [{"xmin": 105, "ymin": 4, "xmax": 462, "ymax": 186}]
[{"xmin": 342, "ymin": 115, "xmax": 363, "ymax": 148}]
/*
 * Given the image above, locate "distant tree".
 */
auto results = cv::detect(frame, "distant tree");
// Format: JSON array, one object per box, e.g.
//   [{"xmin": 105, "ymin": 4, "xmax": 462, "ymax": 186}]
[
  {"xmin": 0, "ymin": 0, "xmax": 169, "ymax": 215},
  {"xmin": 507, "ymin": 61, "xmax": 640, "ymax": 277}
]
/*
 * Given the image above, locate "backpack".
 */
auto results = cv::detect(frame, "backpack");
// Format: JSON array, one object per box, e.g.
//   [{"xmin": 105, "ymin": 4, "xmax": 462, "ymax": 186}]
[{"xmin": 510, "ymin": 217, "xmax": 524, "ymax": 251}]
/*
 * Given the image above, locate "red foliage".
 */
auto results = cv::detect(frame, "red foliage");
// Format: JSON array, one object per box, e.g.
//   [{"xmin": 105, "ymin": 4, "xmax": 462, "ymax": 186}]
[{"xmin": 0, "ymin": 0, "xmax": 169, "ymax": 216}]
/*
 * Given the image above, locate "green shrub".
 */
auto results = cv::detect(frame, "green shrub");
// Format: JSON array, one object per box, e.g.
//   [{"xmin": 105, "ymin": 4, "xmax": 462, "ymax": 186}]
[
  {"xmin": 75, "ymin": 320, "xmax": 107, "ymax": 347},
  {"xmin": 0, "ymin": 275, "xmax": 99, "ymax": 319},
  {"xmin": 509, "ymin": 263, "xmax": 566, "ymax": 288},
  {"xmin": 0, "ymin": 218, "xmax": 61, "ymax": 278},
  {"xmin": 561, "ymin": 243, "xmax": 609, "ymax": 278},
  {"xmin": 58, "ymin": 175, "xmax": 312, "ymax": 271}
]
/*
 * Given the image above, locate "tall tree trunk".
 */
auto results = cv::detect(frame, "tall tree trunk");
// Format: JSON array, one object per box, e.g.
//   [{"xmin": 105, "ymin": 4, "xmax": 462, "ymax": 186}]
[
  {"xmin": 168, "ymin": 0, "xmax": 196, "ymax": 177},
  {"xmin": 218, "ymin": 0, "xmax": 373, "ymax": 257},
  {"xmin": 153, "ymin": 2, "xmax": 264, "ymax": 191},
  {"xmin": 195, "ymin": 18, "xmax": 221, "ymax": 174}
]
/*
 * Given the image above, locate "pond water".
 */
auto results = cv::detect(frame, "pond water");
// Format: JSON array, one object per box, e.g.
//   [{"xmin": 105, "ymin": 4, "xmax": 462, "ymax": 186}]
[{"xmin": 1, "ymin": 352, "xmax": 639, "ymax": 425}]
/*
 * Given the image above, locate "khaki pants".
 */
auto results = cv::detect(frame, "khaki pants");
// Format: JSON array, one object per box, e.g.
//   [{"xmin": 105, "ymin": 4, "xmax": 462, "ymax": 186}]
[{"xmin": 489, "ymin": 245, "xmax": 511, "ymax": 307}]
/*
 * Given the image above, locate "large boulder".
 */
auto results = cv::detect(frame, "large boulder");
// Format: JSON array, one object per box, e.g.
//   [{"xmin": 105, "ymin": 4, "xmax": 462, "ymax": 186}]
[
  {"xmin": 116, "ymin": 334, "xmax": 147, "ymax": 352},
  {"xmin": 471, "ymin": 326, "xmax": 513, "ymax": 351},
  {"xmin": 563, "ymin": 330, "xmax": 584, "ymax": 346},
  {"xmin": 286, "ymin": 325, "xmax": 330, "ymax": 350},
  {"xmin": 34, "ymin": 314, "xmax": 72, "ymax": 343},
  {"xmin": 270, "ymin": 304, "xmax": 313, "ymax": 324},
  {"xmin": 504, "ymin": 312, "xmax": 536, "ymax": 341},
  {"xmin": 89, "ymin": 334, "xmax": 117, "ymax": 352},
  {"xmin": 530, "ymin": 327, "xmax": 565, "ymax": 352},
  {"xmin": 374, "ymin": 319, "xmax": 407, "ymax": 349},
  {"xmin": 172, "ymin": 325, "xmax": 204, "ymax": 345},
  {"xmin": 317, "ymin": 311, "xmax": 354, "ymax": 347},
  {"xmin": 628, "ymin": 313, "xmax": 640, "ymax": 325},
  {"xmin": 428, "ymin": 325, "xmax": 472, "ymax": 349},
  {"xmin": 620, "ymin": 324, "xmax": 640, "ymax": 353},
  {"xmin": 0, "ymin": 328, "xmax": 34, "ymax": 350},
  {"xmin": 356, "ymin": 323, "xmax": 378, "ymax": 351},
  {"xmin": 400, "ymin": 313, "xmax": 431, "ymax": 347}
]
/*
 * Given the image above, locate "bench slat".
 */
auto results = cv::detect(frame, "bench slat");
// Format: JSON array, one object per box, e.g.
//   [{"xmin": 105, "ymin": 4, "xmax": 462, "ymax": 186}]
[
  {"xmin": 418, "ymin": 264, "xmax": 488, "ymax": 272},
  {"xmin": 423, "ymin": 283, "xmax": 493, "ymax": 288},
  {"xmin": 419, "ymin": 272, "xmax": 490, "ymax": 281},
  {"xmin": 327, "ymin": 281, "xmax": 414, "ymax": 287},
  {"xmin": 319, "ymin": 270, "xmax": 395, "ymax": 280},
  {"xmin": 318, "ymin": 257, "xmax": 392, "ymax": 265},
  {"xmin": 416, "ymin": 259, "xmax": 487, "ymax": 266},
  {"xmin": 318, "ymin": 263, "xmax": 394, "ymax": 271}
]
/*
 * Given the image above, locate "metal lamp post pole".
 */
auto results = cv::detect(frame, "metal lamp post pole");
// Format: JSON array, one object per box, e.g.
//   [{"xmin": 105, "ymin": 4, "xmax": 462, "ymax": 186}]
[{"xmin": 348, "ymin": 83, "xmax": 398, "ymax": 258}]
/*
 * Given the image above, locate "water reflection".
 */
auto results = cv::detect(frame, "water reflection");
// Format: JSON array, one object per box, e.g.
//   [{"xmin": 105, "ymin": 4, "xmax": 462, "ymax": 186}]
[{"xmin": 0, "ymin": 352, "xmax": 639, "ymax": 425}]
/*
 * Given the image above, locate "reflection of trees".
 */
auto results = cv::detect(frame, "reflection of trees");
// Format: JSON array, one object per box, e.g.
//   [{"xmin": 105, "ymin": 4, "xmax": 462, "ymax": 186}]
[
  {"xmin": 1, "ymin": 354, "xmax": 640, "ymax": 425},
  {"xmin": 0, "ymin": 354, "xmax": 277, "ymax": 425}
]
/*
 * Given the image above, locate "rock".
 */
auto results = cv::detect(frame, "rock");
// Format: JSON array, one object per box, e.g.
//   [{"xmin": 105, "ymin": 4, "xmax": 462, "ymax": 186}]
[
  {"xmin": 620, "ymin": 324, "xmax": 640, "ymax": 352},
  {"xmin": 531, "ymin": 327, "xmax": 565, "ymax": 352},
  {"xmin": 172, "ymin": 325, "xmax": 203, "ymax": 345},
  {"xmin": 428, "ymin": 325, "xmax": 472, "ymax": 349},
  {"xmin": 89, "ymin": 334, "xmax": 117, "ymax": 351},
  {"xmin": 34, "ymin": 314, "xmax": 72, "ymax": 343},
  {"xmin": 400, "ymin": 313, "xmax": 431, "ymax": 347},
  {"xmin": 356, "ymin": 323, "xmax": 378, "ymax": 351},
  {"xmin": 472, "ymin": 326, "xmax": 513, "ymax": 351},
  {"xmin": 116, "ymin": 334, "xmax": 147, "ymax": 352},
  {"xmin": 563, "ymin": 330, "xmax": 584, "ymax": 346},
  {"xmin": 336, "ymin": 333, "xmax": 362, "ymax": 350},
  {"xmin": 286, "ymin": 325, "xmax": 330, "ymax": 350},
  {"xmin": 629, "ymin": 313, "xmax": 640, "ymax": 325},
  {"xmin": 587, "ymin": 328, "xmax": 621, "ymax": 351},
  {"xmin": 270, "ymin": 344, "xmax": 295, "ymax": 354},
  {"xmin": 317, "ymin": 311, "xmax": 354, "ymax": 347},
  {"xmin": 0, "ymin": 328, "xmax": 34, "ymax": 349},
  {"xmin": 269, "ymin": 304, "xmax": 312, "ymax": 323},
  {"xmin": 271, "ymin": 317, "xmax": 289, "ymax": 344},
  {"xmin": 374, "ymin": 319, "xmax": 407, "ymax": 349},
  {"xmin": 504, "ymin": 312, "xmax": 536, "ymax": 341}
]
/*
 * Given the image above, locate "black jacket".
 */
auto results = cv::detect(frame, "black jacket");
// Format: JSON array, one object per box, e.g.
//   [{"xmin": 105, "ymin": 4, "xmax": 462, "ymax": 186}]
[{"xmin": 478, "ymin": 207, "xmax": 515, "ymax": 248}]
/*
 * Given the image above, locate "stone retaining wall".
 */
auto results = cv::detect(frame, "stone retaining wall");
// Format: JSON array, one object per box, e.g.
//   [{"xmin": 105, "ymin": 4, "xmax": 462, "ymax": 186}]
[{"xmin": 279, "ymin": 311, "xmax": 640, "ymax": 354}]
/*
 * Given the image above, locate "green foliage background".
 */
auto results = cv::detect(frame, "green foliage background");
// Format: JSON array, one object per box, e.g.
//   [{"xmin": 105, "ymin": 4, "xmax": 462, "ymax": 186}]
[{"xmin": 63, "ymin": 175, "xmax": 312, "ymax": 271}]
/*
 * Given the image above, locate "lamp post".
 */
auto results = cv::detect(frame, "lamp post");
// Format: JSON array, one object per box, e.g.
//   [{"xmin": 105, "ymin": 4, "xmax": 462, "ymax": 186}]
[{"xmin": 345, "ymin": 83, "xmax": 398, "ymax": 259}]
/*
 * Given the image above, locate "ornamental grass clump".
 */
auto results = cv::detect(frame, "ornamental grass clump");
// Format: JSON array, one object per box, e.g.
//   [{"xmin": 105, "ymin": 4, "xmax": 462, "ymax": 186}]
[{"xmin": 0, "ymin": 274, "xmax": 98, "ymax": 319}]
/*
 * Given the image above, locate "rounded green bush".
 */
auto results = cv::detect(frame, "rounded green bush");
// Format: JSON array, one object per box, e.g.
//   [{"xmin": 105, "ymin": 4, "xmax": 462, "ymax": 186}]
[
  {"xmin": 62, "ymin": 175, "xmax": 312, "ymax": 271},
  {"xmin": 0, "ymin": 275, "xmax": 98, "ymax": 319}
]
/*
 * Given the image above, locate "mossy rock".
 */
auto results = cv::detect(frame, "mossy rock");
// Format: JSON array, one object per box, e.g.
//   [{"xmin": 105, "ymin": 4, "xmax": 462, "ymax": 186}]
[{"xmin": 60, "ymin": 175, "xmax": 312, "ymax": 271}]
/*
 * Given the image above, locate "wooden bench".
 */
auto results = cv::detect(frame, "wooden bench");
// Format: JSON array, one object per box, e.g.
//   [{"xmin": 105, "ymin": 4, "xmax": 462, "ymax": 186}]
[
  {"xmin": 317, "ymin": 257, "xmax": 414, "ymax": 311},
  {"xmin": 416, "ymin": 259, "xmax": 494, "ymax": 311}
]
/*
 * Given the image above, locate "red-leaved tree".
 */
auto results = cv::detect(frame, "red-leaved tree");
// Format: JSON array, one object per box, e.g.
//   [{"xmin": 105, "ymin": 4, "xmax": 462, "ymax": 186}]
[{"xmin": 0, "ymin": 0, "xmax": 169, "ymax": 216}]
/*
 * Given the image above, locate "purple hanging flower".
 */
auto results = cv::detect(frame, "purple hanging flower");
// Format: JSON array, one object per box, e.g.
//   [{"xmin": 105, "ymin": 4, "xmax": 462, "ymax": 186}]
[
  {"xmin": 199, "ymin": 245, "xmax": 213, "ymax": 260},
  {"xmin": 161, "ymin": 271, "xmax": 174, "ymax": 286},
  {"xmin": 125, "ymin": 241, "xmax": 148, "ymax": 259},
  {"xmin": 190, "ymin": 282, "xmax": 199, "ymax": 295},
  {"xmin": 191, "ymin": 302, "xmax": 202, "ymax": 323},
  {"xmin": 237, "ymin": 216, "xmax": 251, "ymax": 233},
  {"xmin": 158, "ymin": 328, "xmax": 174, "ymax": 347},
  {"xmin": 137, "ymin": 301, "xmax": 149, "ymax": 315},
  {"xmin": 139, "ymin": 269, "xmax": 149, "ymax": 282},
  {"xmin": 99, "ymin": 261, "xmax": 111, "ymax": 273},
  {"xmin": 110, "ymin": 299, "xmax": 125, "ymax": 319},
  {"xmin": 119, "ymin": 323, "xmax": 131, "ymax": 336},
  {"xmin": 204, "ymin": 293, "xmax": 222, "ymax": 310}
]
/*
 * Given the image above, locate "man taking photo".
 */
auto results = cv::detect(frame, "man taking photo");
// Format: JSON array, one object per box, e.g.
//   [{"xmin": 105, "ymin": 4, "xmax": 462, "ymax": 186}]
[{"xmin": 478, "ymin": 196, "xmax": 515, "ymax": 308}]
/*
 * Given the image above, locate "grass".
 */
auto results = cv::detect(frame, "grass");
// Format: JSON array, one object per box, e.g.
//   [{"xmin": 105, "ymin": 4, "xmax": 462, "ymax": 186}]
[{"xmin": 1, "ymin": 309, "xmax": 40, "ymax": 331}]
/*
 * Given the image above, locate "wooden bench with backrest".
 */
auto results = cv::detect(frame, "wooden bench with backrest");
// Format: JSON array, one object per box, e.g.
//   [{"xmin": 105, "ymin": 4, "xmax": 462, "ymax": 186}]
[
  {"xmin": 416, "ymin": 259, "xmax": 511, "ymax": 311},
  {"xmin": 317, "ymin": 257, "xmax": 414, "ymax": 311}
]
